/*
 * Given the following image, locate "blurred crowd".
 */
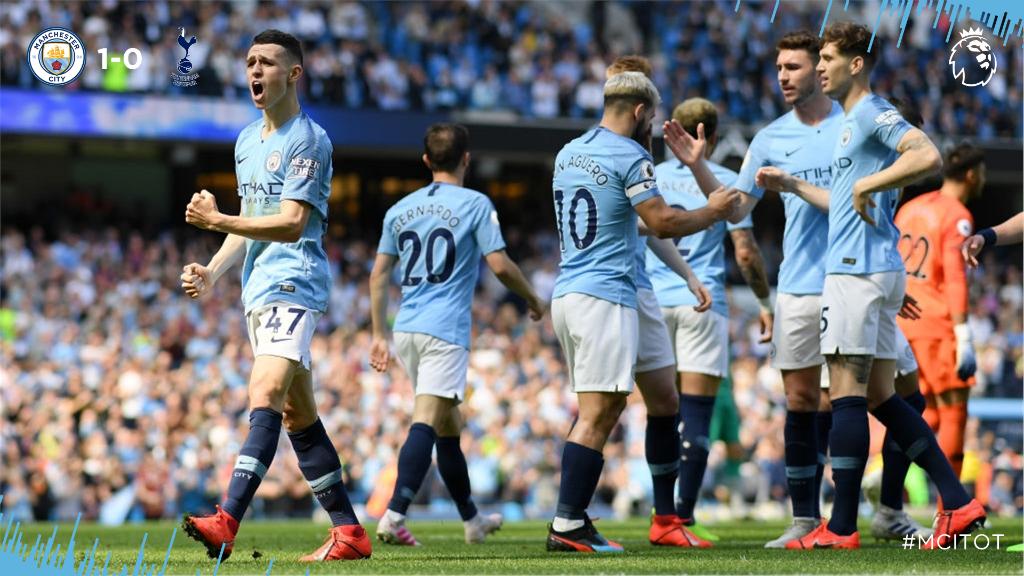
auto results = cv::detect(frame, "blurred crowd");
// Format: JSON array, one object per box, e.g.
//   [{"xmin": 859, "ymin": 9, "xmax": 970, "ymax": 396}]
[
  {"xmin": 1, "ymin": 226, "xmax": 1021, "ymax": 524},
  {"xmin": 0, "ymin": 0, "xmax": 1020, "ymax": 138}
]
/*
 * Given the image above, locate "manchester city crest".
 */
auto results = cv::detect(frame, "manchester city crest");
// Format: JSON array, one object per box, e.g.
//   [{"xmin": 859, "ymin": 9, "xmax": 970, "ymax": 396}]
[{"xmin": 27, "ymin": 27, "xmax": 86, "ymax": 86}]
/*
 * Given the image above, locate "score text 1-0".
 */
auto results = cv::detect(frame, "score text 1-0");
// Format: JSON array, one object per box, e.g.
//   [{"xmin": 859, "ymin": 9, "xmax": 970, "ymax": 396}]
[{"xmin": 97, "ymin": 47, "xmax": 142, "ymax": 70}]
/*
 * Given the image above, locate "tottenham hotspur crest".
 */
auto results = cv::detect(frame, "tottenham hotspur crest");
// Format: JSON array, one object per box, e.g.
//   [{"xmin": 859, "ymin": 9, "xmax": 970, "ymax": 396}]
[{"xmin": 948, "ymin": 26, "xmax": 997, "ymax": 87}]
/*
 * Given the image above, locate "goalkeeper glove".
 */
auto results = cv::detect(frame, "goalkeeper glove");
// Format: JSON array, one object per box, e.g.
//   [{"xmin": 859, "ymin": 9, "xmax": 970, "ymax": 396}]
[{"xmin": 953, "ymin": 323, "xmax": 977, "ymax": 380}]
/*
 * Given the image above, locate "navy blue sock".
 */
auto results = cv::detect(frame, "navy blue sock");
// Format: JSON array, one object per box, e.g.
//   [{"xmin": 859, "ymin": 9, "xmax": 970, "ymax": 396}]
[
  {"xmin": 871, "ymin": 394, "xmax": 969, "ymax": 510},
  {"xmin": 879, "ymin": 391, "xmax": 925, "ymax": 510},
  {"xmin": 827, "ymin": 397, "xmax": 868, "ymax": 536},
  {"xmin": 645, "ymin": 415, "xmax": 680, "ymax": 516},
  {"xmin": 222, "ymin": 408, "xmax": 282, "ymax": 521},
  {"xmin": 814, "ymin": 410, "xmax": 831, "ymax": 519},
  {"xmin": 389, "ymin": 423, "xmax": 437, "ymax": 515},
  {"xmin": 288, "ymin": 418, "xmax": 359, "ymax": 526},
  {"xmin": 556, "ymin": 442, "xmax": 604, "ymax": 521},
  {"xmin": 436, "ymin": 436, "xmax": 478, "ymax": 521},
  {"xmin": 676, "ymin": 393, "xmax": 715, "ymax": 520},
  {"xmin": 784, "ymin": 410, "xmax": 819, "ymax": 519}
]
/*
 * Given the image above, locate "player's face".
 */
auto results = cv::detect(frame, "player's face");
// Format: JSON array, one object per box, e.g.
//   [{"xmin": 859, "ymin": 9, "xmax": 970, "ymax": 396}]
[
  {"xmin": 969, "ymin": 163, "xmax": 987, "ymax": 199},
  {"xmin": 776, "ymin": 49, "xmax": 819, "ymax": 106},
  {"xmin": 816, "ymin": 43, "xmax": 851, "ymax": 98},
  {"xmin": 246, "ymin": 44, "xmax": 294, "ymax": 109},
  {"xmin": 632, "ymin": 103, "xmax": 655, "ymax": 145}
]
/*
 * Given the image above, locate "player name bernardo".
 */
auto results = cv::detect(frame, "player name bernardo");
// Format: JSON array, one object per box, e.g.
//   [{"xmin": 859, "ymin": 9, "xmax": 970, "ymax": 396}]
[
  {"xmin": 903, "ymin": 532, "xmax": 1005, "ymax": 550},
  {"xmin": 390, "ymin": 203, "xmax": 461, "ymax": 234},
  {"xmin": 557, "ymin": 154, "xmax": 608, "ymax": 185}
]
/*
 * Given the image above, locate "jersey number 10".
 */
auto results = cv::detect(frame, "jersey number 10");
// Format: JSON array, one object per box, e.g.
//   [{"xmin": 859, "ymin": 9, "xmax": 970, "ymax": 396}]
[{"xmin": 554, "ymin": 188, "xmax": 598, "ymax": 252}]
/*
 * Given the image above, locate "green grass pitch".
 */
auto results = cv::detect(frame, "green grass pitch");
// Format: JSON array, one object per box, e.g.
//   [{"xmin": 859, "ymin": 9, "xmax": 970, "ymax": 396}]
[{"xmin": 13, "ymin": 517, "xmax": 1024, "ymax": 574}]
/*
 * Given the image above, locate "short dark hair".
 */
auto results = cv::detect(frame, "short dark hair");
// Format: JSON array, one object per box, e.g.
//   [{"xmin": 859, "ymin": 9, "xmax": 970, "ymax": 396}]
[
  {"xmin": 253, "ymin": 29, "xmax": 303, "ymax": 66},
  {"xmin": 887, "ymin": 97, "xmax": 923, "ymax": 129},
  {"xmin": 776, "ymin": 30, "xmax": 821, "ymax": 62},
  {"xmin": 942, "ymin": 142, "xmax": 985, "ymax": 181},
  {"xmin": 424, "ymin": 123, "xmax": 469, "ymax": 172},
  {"xmin": 823, "ymin": 22, "xmax": 876, "ymax": 69}
]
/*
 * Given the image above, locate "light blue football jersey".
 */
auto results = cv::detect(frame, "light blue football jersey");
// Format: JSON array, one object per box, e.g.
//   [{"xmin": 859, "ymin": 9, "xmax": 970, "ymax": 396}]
[
  {"xmin": 645, "ymin": 161, "xmax": 751, "ymax": 317},
  {"xmin": 827, "ymin": 94, "xmax": 912, "ymax": 275},
  {"xmin": 734, "ymin": 101, "xmax": 843, "ymax": 295},
  {"xmin": 551, "ymin": 127, "xmax": 660, "ymax": 309},
  {"xmin": 236, "ymin": 112, "xmax": 333, "ymax": 314},
  {"xmin": 377, "ymin": 182, "xmax": 506, "ymax": 349}
]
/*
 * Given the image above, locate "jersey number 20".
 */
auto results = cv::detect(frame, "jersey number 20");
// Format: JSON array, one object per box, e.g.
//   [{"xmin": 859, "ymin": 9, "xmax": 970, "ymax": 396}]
[
  {"xmin": 399, "ymin": 229, "xmax": 456, "ymax": 286},
  {"xmin": 554, "ymin": 188, "xmax": 598, "ymax": 251}
]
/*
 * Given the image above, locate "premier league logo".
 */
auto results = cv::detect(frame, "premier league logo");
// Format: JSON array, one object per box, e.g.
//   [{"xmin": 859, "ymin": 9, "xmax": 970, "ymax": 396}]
[
  {"xmin": 171, "ymin": 27, "xmax": 200, "ymax": 87},
  {"xmin": 27, "ymin": 27, "xmax": 86, "ymax": 86},
  {"xmin": 948, "ymin": 26, "xmax": 997, "ymax": 88}
]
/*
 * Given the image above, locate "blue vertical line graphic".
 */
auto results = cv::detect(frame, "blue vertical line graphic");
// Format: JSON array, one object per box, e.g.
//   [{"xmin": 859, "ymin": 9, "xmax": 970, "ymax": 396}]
[
  {"xmin": 770, "ymin": 0, "xmax": 781, "ymax": 23},
  {"xmin": 820, "ymin": 0, "xmax": 835, "ymax": 36},
  {"xmin": 897, "ymin": 0, "xmax": 916, "ymax": 46},
  {"xmin": 868, "ymin": 0, "xmax": 892, "ymax": 51}
]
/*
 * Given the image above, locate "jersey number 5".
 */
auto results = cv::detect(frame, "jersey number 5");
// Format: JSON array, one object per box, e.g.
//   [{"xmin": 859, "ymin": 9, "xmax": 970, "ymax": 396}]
[
  {"xmin": 554, "ymin": 188, "xmax": 598, "ymax": 251},
  {"xmin": 399, "ymin": 229, "xmax": 456, "ymax": 286}
]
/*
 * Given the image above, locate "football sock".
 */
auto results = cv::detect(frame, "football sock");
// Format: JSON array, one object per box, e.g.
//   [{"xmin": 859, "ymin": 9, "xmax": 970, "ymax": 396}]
[
  {"xmin": 784, "ymin": 410, "xmax": 818, "ymax": 519},
  {"xmin": 288, "ymin": 418, "xmax": 359, "ymax": 526},
  {"xmin": 436, "ymin": 435, "xmax": 478, "ymax": 521},
  {"xmin": 645, "ymin": 414, "xmax": 680, "ymax": 516},
  {"xmin": 554, "ymin": 441, "xmax": 604, "ymax": 529},
  {"xmin": 879, "ymin": 391, "xmax": 925, "ymax": 510},
  {"xmin": 827, "ymin": 397, "xmax": 868, "ymax": 536},
  {"xmin": 676, "ymin": 393, "xmax": 715, "ymax": 520},
  {"xmin": 388, "ymin": 422, "xmax": 437, "ymax": 515},
  {"xmin": 871, "ymin": 394, "xmax": 969, "ymax": 510},
  {"xmin": 222, "ymin": 407, "xmax": 282, "ymax": 522},
  {"xmin": 814, "ymin": 410, "xmax": 832, "ymax": 519},
  {"xmin": 937, "ymin": 403, "xmax": 968, "ymax": 480}
]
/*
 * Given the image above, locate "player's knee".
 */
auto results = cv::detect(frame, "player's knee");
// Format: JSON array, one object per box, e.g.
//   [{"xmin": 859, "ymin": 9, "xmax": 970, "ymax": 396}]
[
  {"xmin": 784, "ymin": 385, "xmax": 819, "ymax": 412},
  {"xmin": 282, "ymin": 406, "xmax": 318, "ymax": 433}
]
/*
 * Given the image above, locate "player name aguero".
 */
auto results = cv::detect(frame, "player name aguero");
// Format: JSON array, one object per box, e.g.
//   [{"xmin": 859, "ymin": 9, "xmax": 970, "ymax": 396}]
[
  {"xmin": 390, "ymin": 203, "xmax": 462, "ymax": 234},
  {"xmin": 557, "ymin": 154, "xmax": 609, "ymax": 186}
]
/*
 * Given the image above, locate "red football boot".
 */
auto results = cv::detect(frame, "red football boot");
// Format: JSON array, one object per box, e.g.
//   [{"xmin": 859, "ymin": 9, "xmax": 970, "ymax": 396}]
[
  {"xmin": 182, "ymin": 505, "xmax": 239, "ymax": 560},
  {"xmin": 300, "ymin": 524, "xmax": 373, "ymax": 561},
  {"xmin": 649, "ymin": 515, "xmax": 713, "ymax": 548},
  {"xmin": 923, "ymin": 499, "xmax": 986, "ymax": 550},
  {"xmin": 785, "ymin": 521, "xmax": 860, "ymax": 550}
]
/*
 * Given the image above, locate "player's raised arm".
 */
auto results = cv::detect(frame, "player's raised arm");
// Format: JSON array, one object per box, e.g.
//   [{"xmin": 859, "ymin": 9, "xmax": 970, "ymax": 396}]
[
  {"xmin": 186, "ymin": 191, "xmax": 312, "ymax": 243},
  {"xmin": 368, "ymin": 252, "xmax": 397, "ymax": 372},
  {"xmin": 754, "ymin": 166, "xmax": 831, "ymax": 212},
  {"xmin": 662, "ymin": 118, "xmax": 754, "ymax": 225},
  {"xmin": 636, "ymin": 189, "xmax": 739, "ymax": 239}
]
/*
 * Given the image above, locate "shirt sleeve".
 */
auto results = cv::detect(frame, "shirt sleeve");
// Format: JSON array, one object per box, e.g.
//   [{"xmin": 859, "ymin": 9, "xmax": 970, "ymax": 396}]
[
  {"xmin": 281, "ymin": 135, "xmax": 331, "ymax": 219},
  {"xmin": 941, "ymin": 210, "xmax": 973, "ymax": 320},
  {"xmin": 734, "ymin": 131, "xmax": 769, "ymax": 200},
  {"xmin": 473, "ymin": 197, "xmax": 507, "ymax": 256},
  {"xmin": 377, "ymin": 212, "xmax": 398, "ymax": 255},
  {"xmin": 623, "ymin": 154, "xmax": 661, "ymax": 206},
  {"xmin": 866, "ymin": 99, "xmax": 913, "ymax": 152}
]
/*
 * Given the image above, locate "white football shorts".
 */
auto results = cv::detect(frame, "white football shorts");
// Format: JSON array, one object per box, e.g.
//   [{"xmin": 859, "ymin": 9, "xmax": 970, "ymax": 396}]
[
  {"xmin": 246, "ymin": 301, "xmax": 321, "ymax": 370},
  {"xmin": 820, "ymin": 271, "xmax": 904, "ymax": 360},
  {"xmin": 394, "ymin": 331, "xmax": 470, "ymax": 402},
  {"xmin": 662, "ymin": 306, "xmax": 729, "ymax": 378},
  {"xmin": 552, "ymin": 293, "xmax": 637, "ymax": 393},
  {"xmin": 636, "ymin": 288, "xmax": 677, "ymax": 373},
  {"xmin": 770, "ymin": 293, "xmax": 826, "ymax": 370}
]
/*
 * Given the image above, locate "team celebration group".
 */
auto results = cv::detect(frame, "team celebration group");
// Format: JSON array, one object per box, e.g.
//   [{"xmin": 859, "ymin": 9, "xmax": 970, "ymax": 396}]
[{"xmin": 176, "ymin": 24, "xmax": 1022, "ymax": 561}]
